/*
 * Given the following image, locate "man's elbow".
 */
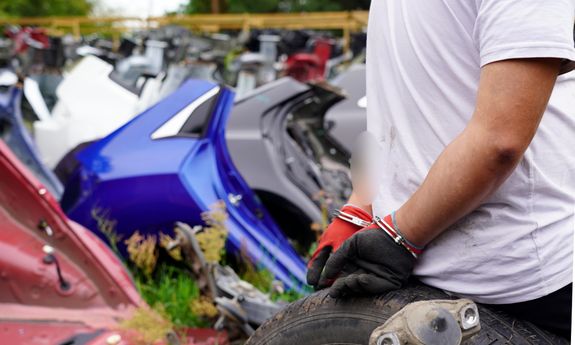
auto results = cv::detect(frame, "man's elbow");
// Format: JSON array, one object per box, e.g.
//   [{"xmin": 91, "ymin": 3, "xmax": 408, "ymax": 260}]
[
  {"xmin": 489, "ymin": 139, "xmax": 526, "ymax": 169},
  {"xmin": 469, "ymin": 121, "xmax": 533, "ymax": 169},
  {"xmin": 494, "ymin": 144, "xmax": 524, "ymax": 165}
]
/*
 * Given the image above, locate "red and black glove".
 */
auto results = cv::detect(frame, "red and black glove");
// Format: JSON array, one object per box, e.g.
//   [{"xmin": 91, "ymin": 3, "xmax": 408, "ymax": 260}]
[
  {"xmin": 306, "ymin": 204, "xmax": 372, "ymax": 289},
  {"xmin": 319, "ymin": 213, "xmax": 423, "ymax": 298}
]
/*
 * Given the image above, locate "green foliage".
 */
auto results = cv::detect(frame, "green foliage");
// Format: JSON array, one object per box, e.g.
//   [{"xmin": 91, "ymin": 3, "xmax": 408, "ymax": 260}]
[
  {"xmin": 0, "ymin": 0, "xmax": 94, "ymax": 17},
  {"xmin": 227, "ymin": 0, "xmax": 281, "ymax": 13},
  {"xmin": 120, "ymin": 306, "xmax": 175, "ymax": 345},
  {"xmin": 241, "ymin": 264, "xmax": 275, "ymax": 293},
  {"xmin": 94, "ymin": 209, "xmax": 211, "ymax": 329},
  {"xmin": 183, "ymin": 0, "xmax": 213, "ymax": 14},
  {"xmin": 271, "ymin": 288, "xmax": 304, "ymax": 303},
  {"xmin": 183, "ymin": 0, "xmax": 370, "ymax": 14},
  {"xmin": 136, "ymin": 263, "xmax": 209, "ymax": 328},
  {"xmin": 240, "ymin": 261, "xmax": 306, "ymax": 303}
]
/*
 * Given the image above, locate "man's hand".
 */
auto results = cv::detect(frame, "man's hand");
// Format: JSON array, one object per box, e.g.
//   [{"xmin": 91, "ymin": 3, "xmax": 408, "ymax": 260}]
[
  {"xmin": 319, "ymin": 222, "xmax": 415, "ymax": 298},
  {"xmin": 306, "ymin": 204, "xmax": 372, "ymax": 288}
]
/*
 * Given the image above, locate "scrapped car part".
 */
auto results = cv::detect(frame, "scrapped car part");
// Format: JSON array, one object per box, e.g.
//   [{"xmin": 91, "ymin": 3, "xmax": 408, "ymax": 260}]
[
  {"xmin": 245, "ymin": 285, "xmax": 568, "ymax": 345},
  {"xmin": 234, "ymin": 53, "xmax": 268, "ymax": 98},
  {"xmin": 0, "ymin": 69, "xmax": 18, "ymax": 86},
  {"xmin": 369, "ymin": 299, "xmax": 481, "ymax": 345},
  {"xmin": 228, "ymin": 78, "xmax": 352, "ymax": 252},
  {"xmin": 173, "ymin": 222, "xmax": 218, "ymax": 298},
  {"xmin": 62, "ymin": 79, "xmax": 307, "ymax": 291},
  {"xmin": 0, "ymin": 85, "xmax": 63, "ymax": 198},
  {"xmin": 284, "ymin": 38, "xmax": 333, "ymax": 83},
  {"xmin": 232, "ymin": 34, "xmax": 283, "ymax": 98},
  {"xmin": 0, "ymin": 140, "xmax": 141, "ymax": 342},
  {"xmin": 35, "ymin": 53, "xmax": 215, "ymax": 169},
  {"xmin": 34, "ymin": 55, "xmax": 140, "ymax": 168},
  {"xmin": 113, "ymin": 40, "xmax": 168, "ymax": 92},
  {"xmin": 213, "ymin": 266, "xmax": 282, "ymax": 326},
  {"xmin": 0, "ymin": 37, "xmax": 12, "ymax": 66},
  {"xmin": 0, "ymin": 141, "xmax": 230, "ymax": 345},
  {"xmin": 174, "ymin": 222, "xmax": 283, "ymax": 338},
  {"xmin": 325, "ymin": 64, "xmax": 367, "ymax": 155},
  {"xmin": 26, "ymin": 72, "xmax": 64, "ymax": 112},
  {"xmin": 23, "ymin": 77, "xmax": 52, "ymax": 121}
]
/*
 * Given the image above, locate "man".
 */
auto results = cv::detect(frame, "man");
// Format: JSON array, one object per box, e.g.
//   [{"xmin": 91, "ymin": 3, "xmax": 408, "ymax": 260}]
[{"xmin": 307, "ymin": 0, "xmax": 575, "ymax": 338}]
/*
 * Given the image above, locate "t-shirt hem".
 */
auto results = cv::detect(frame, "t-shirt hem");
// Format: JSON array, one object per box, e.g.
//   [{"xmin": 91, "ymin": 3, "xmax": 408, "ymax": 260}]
[{"xmin": 481, "ymin": 45, "xmax": 575, "ymax": 68}]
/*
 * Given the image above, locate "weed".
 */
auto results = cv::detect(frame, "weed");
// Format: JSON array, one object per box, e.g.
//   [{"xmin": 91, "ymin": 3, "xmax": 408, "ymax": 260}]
[
  {"xmin": 196, "ymin": 201, "xmax": 229, "ymax": 263},
  {"xmin": 93, "ymin": 202, "xmax": 306, "ymax": 333},
  {"xmin": 93, "ymin": 209, "xmax": 210, "ymax": 329},
  {"xmin": 137, "ymin": 263, "xmax": 209, "ymax": 328},
  {"xmin": 241, "ymin": 263, "xmax": 275, "ymax": 293},
  {"xmin": 125, "ymin": 231, "xmax": 159, "ymax": 279},
  {"xmin": 119, "ymin": 306, "xmax": 174, "ymax": 345},
  {"xmin": 271, "ymin": 288, "xmax": 305, "ymax": 303},
  {"xmin": 159, "ymin": 232, "xmax": 183, "ymax": 262},
  {"xmin": 238, "ymin": 249, "xmax": 305, "ymax": 303},
  {"xmin": 190, "ymin": 296, "xmax": 219, "ymax": 319},
  {"xmin": 91, "ymin": 207, "xmax": 122, "ymax": 256}
]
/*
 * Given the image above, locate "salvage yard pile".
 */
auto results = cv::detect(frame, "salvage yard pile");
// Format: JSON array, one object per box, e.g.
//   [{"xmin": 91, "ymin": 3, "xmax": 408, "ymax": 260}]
[{"xmin": 0, "ymin": 19, "xmax": 366, "ymax": 345}]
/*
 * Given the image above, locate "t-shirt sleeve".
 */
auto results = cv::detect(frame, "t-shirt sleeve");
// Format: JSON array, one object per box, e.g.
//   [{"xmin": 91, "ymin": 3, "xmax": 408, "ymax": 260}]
[{"xmin": 474, "ymin": 0, "xmax": 575, "ymax": 72}]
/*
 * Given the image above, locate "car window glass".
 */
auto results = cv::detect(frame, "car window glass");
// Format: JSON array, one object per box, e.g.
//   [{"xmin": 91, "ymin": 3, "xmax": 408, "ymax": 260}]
[{"xmin": 179, "ymin": 93, "xmax": 218, "ymax": 136}]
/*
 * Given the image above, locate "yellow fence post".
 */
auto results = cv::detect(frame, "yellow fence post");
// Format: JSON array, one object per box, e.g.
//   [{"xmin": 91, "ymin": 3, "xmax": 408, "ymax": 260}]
[
  {"xmin": 0, "ymin": 12, "xmax": 369, "ymax": 43},
  {"xmin": 73, "ymin": 19, "xmax": 81, "ymax": 39}
]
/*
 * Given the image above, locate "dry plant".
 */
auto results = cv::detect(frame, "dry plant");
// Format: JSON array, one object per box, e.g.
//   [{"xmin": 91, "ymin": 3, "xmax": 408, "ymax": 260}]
[
  {"xmin": 125, "ymin": 231, "xmax": 159, "ymax": 279},
  {"xmin": 119, "ymin": 306, "xmax": 174, "ymax": 345},
  {"xmin": 159, "ymin": 233, "xmax": 183, "ymax": 262},
  {"xmin": 195, "ymin": 201, "xmax": 229, "ymax": 263},
  {"xmin": 190, "ymin": 296, "xmax": 219, "ymax": 318},
  {"xmin": 91, "ymin": 207, "xmax": 122, "ymax": 255}
]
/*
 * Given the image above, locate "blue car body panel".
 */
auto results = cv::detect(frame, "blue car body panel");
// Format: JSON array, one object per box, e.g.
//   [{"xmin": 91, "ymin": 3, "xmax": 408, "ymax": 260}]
[
  {"xmin": 0, "ymin": 87, "xmax": 64, "ymax": 198},
  {"xmin": 63, "ymin": 79, "xmax": 307, "ymax": 291}
]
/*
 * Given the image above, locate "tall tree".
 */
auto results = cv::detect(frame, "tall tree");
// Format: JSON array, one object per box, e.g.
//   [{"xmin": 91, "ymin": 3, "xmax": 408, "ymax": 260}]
[
  {"xmin": 0, "ymin": 0, "xmax": 94, "ymax": 17},
  {"xmin": 210, "ymin": 0, "xmax": 220, "ymax": 13},
  {"xmin": 183, "ymin": 0, "xmax": 212, "ymax": 14},
  {"xmin": 227, "ymin": 0, "xmax": 281, "ymax": 13},
  {"xmin": 185, "ymin": 0, "xmax": 280, "ymax": 14},
  {"xmin": 183, "ymin": 0, "xmax": 370, "ymax": 14}
]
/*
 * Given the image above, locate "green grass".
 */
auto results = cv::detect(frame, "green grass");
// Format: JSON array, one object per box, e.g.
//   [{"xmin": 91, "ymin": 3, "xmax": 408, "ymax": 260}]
[
  {"xmin": 240, "ymin": 264, "xmax": 307, "ymax": 303},
  {"xmin": 135, "ymin": 263, "xmax": 209, "ymax": 328}
]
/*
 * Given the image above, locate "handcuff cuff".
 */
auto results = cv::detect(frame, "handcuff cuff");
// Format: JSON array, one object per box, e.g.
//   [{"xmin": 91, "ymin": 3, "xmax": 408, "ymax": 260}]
[
  {"xmin": 332, "ymin": 208, "xmax": 372, "ymax": 228},
  {"xmin": 333, "ymin": 206, "xmax": 424, "ymax": 259},
  {"xmin": 374, "ymin": 214, "xmax": 424, "ymax": 259}
]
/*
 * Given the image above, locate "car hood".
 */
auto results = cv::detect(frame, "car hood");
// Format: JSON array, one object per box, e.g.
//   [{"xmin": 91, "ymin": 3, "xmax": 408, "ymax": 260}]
[{"xmin": 0, "ymin": 140, "xmax": 144, "ymax": 342}]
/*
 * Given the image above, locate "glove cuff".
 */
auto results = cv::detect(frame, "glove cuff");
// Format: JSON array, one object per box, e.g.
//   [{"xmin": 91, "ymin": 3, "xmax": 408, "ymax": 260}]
[
  {"xmin": 374, "ymin": 214, "xmax": 424, "ymax": 258},
  {"xmin": 333, "ymin": 204, "xmax": 372, "ymax": 228}
]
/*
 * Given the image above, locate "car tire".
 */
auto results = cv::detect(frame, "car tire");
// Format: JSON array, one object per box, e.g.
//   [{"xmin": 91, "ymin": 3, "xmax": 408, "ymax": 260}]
[{"xmin": 246, "ymin": 284, "xmax": 568, "ymax": 345}]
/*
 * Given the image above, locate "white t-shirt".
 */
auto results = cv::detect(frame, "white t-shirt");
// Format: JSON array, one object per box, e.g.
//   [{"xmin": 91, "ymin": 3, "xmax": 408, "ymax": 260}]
[{"xmin": 367, "ymin": 0, "xmax": 575, "ymax": 304}]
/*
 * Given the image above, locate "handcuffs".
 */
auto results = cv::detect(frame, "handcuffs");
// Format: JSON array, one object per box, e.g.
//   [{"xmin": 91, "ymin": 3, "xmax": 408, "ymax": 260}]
[{"xmin": 333, "ymin": 207, "xmax": 424, "ymax": 259}]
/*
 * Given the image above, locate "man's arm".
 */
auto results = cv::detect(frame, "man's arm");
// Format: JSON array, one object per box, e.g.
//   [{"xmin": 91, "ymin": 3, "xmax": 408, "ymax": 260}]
[{"xmin": 396, "ymin": 58, "xmax": 561, "ymax": 247}]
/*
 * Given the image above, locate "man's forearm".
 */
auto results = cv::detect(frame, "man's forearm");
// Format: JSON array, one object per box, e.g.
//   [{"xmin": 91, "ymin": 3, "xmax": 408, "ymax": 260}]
[
  {"xmin": 395, "ymin": 125, "xmax": 521, "ymax": 246},
  {"xmin": 395, "ymin": 58, "xmax": 561, "ymax": 247}
]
